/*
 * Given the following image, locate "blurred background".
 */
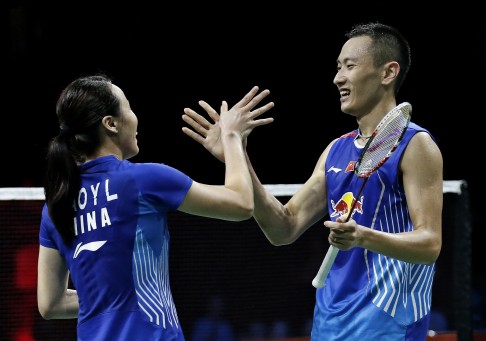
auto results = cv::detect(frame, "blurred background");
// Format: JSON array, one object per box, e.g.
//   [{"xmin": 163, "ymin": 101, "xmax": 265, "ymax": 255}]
[{"xmin": 1, "ymin": 2, "xmax": 483, "ymax": 340}]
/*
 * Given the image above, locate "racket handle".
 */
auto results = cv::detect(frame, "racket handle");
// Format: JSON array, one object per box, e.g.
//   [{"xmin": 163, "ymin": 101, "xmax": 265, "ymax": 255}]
[{"xmin": 312, "ymin": 245, "xmax": 339, "ymax": 288}]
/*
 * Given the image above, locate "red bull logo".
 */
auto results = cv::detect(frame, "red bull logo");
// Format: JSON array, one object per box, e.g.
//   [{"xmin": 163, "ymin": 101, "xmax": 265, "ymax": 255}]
[{"xmin": 330, "ymin": 192, "xmax": 364, "ymax": 218}]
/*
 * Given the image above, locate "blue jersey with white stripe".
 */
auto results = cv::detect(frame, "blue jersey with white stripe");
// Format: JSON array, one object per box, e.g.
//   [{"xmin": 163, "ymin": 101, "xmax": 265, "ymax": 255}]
[
  {"xmin": 311, "ymin": 123, "xmax": 435, "ymax": 340},
  {"xmin": 39, "ymin": 155, "xmax": 193, "ymax": 341}
]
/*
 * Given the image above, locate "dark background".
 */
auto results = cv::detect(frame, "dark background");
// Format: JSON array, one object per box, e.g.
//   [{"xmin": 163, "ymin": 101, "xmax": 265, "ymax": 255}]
[{"xmin": 1, "ymin": 1, "xmax": 484, "ymax": 339}]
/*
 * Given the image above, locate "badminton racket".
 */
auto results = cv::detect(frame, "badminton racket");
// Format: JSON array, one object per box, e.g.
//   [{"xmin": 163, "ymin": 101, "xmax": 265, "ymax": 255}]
[{"xmin": 312, "ymin": 102, "xmax": 412, "ymax": 288}]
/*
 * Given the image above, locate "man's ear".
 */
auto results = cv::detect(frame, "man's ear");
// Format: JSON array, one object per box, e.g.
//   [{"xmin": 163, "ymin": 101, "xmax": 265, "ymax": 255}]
[
  {"xmin": 382, "ymin": 61, "xmax": 400, "ymax": 85},
  {"xmin": 101, "ymin": 116, "xmax": 117, "ymax": 133}
]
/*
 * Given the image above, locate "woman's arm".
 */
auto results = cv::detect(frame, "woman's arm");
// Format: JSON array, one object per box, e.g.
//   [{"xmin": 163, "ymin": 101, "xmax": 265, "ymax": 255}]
[
  {"xmin": 37, "ymin": 245, "xmax": 79, "ymax": 319},
  {"xmin": 178, "ymin": 86, "xmax": 274, "ymax": 221}
]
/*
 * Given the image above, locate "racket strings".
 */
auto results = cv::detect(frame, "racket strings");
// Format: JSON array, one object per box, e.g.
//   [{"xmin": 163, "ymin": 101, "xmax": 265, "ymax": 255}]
[{"xmin": 356, "ymin": 105, "xmax": 411, "ymax": 177}]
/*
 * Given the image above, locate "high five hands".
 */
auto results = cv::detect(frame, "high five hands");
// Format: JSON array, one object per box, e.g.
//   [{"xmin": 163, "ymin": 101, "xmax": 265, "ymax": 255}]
[{"xmin": 182, "ymin": 86, "xmax": 274, "ymax": 162}]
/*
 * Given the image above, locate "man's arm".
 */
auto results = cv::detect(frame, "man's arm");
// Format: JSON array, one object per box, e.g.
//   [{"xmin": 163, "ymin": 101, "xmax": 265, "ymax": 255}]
[
  {"xmin": 182, "ymin": 99, "xmax": 332, "ymax": 245},
  {"xmin": 247, "ymin": 143, "xmax": 332, "ymax": 245}
]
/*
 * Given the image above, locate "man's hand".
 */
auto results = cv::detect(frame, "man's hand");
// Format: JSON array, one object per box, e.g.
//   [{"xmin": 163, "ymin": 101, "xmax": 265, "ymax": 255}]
[{"xmin": 182, "ymin": 86, "xmax": 274, "ymax": 162}]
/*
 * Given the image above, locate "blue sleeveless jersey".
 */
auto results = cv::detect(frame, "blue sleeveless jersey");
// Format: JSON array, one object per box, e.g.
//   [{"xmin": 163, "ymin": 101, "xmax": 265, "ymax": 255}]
[
  {"xmin": 39, "ymin": 155, "xmax": 193, "ymax": 341},
  {"xmin": 311, "ymin": 123, "xmax": 435, "ymax": 340}
]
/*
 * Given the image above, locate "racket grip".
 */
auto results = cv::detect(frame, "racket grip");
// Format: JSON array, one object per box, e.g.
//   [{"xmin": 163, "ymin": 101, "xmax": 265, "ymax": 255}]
[{"xmin": 312, "ymin": 245, "xmax": 339, "ymax": 288}]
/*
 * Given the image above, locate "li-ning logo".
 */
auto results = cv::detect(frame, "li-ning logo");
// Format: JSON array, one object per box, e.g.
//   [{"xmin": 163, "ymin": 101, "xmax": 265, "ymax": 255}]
[
  {"xmin": 73, "ymin": 241, "xmax": 107, "ymax": 259},
  {"xmin": 327, "ymin": 166, "xmax": 342, "ymax": 174}
]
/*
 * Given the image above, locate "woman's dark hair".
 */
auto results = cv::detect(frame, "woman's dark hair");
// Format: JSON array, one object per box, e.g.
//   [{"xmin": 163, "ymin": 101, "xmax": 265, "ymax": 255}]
[
  {"xmin": 345, "ymin": 22, "xmax": 411, "ymax": 94},
  {"xmin": 44, "ymin": 74, "xmax": 121, "ymax": 243}
]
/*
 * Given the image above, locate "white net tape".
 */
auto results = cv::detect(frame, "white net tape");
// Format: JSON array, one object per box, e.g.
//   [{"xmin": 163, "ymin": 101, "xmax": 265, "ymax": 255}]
[{"xmin": 0, "ymin": 180, "xmax": 466, "ymax": 200}]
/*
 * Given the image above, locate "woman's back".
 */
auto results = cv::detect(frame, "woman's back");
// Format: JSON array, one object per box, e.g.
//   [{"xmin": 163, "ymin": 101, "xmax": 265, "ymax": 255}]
[{"xmin": 40, "ymin": 156, "xmax": 192, "ymax": 340}]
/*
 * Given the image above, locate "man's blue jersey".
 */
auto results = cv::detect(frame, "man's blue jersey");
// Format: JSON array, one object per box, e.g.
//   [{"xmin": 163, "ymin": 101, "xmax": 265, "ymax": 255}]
[{"xmin": 311, "ymin": 123, "xmax": 436, "ymax": 340}]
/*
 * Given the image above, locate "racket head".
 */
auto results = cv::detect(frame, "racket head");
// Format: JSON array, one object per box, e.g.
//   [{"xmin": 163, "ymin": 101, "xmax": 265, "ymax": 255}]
[{"xmin": 355, "ymin": 102, "xmax": 412, "ymax": 178}]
